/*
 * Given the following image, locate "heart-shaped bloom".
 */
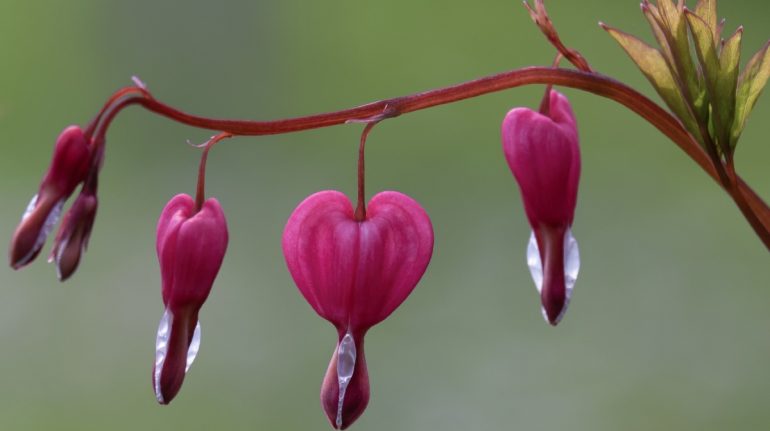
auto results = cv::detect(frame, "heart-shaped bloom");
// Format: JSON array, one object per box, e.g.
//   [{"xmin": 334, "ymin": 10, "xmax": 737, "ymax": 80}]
[
  {"xmin": 9, "ymin": 126, "xmax": 92, "ymax": 269},
  {"xmin": 154, "ymin": 194, "xmax": 228, "ymax": 404},
  {"xmin": 502, "ymin": 89, "xmax": 581, "ymax": 325},
  {"xmin": 282, "ymin": 190, "xmax": 434, "ymax": 429}
]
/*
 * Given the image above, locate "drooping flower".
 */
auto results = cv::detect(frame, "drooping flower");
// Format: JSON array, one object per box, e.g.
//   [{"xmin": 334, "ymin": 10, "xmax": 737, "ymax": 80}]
[
  {"xmin": 48, "ymin": 184, "xmax": 98, "ymax": 281},
  {"xmin": 153, "ymin": 194, "xmax": 228, "ymax": 404},
  {"xmin": 282, "ymin": 190, "xmax": 434, "ymax": 429},
  {"xmin": 9, "ymin": 126, "xmax": 92, "ymax": 269},
  {"xmin": 502, "ymin": 89, "xmax": 581, "ymax": 326},
  {"xmin": 47, "ymin": 140, "xmax": 105, "ymax": 281}
]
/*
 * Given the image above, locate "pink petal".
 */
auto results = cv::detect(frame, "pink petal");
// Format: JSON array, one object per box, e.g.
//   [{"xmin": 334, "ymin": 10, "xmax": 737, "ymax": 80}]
[
  {"xmin": 156, "ymin": 194, "xmax": 195, "ymax": 306},
  {"xmin": 282, "ymin": 190, "xmax": 434, "ymax": 333},
  {"xmin": 168, "ymin": 198, "xmax": 228, "ymax": 309},
  {"xmin": 501, "ymin": 90, "xmax": 580, "ymax": 227}
]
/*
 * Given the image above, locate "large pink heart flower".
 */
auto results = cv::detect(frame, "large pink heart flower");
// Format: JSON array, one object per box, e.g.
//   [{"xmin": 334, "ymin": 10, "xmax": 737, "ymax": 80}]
[{"xmin": 283, "ymin": 190, "xmax": 434, "ymax": 429}]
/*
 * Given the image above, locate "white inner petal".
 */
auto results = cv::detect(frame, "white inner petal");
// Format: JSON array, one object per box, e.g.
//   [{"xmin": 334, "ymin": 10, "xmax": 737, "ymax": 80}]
[
  {"xmin": 526, "ymin": 229, "xmax": 581, "ymax": 323},
  {"xmin": 186, "ymin": 321, "xmax": 202, "ymax": 373},
  {"xmin": 53, "ymin": 236, "xmax": 70, "ymax": 279},
  {"xmin": 153, "ymin": 310, "xmax": 202, "ymax": 403},
  {"xmin": 22, "ymin": 194, "xmax": 38, "ymax": 221},
  {"xmin": 153, "ymin": 309, "xmax": 172, "ymax": 404},
  {"xmin": 18, "ymin": 197, "xmax": 64, "ymax": 267},
  {"xmin": 336, "ymin": 332, "xmax": 357, "ymax": 429},
  {"xmin": 40, "ymin": 199, "xmax": 64, "ymax": 245}
]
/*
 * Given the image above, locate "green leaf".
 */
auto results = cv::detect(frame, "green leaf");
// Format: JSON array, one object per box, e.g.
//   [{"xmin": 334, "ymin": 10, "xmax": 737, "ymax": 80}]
[
  {"xmin": 718, "ymin": 27, "xmax": 742, "ymax": 149},
  {"xmin": 686, "ymin": 10, "xmax": 727, "ymax": 150},
  {"xmin": 603, "ymin": 24, "xmax": 703, "ymax": 144},
  {"xmin": 694, "ymin": 0, "xmax": 719, "ymax": 41},
  {"xmin": 656, "ymin": 0, "xmax": 707, "ymax": 121},
  {"xmin": 641, "ymin": 2, "xmax": 676, "ymax": 69},
  {"xmin": 732, "ymin": 42, "xmax": 770, "ymax": 145}
]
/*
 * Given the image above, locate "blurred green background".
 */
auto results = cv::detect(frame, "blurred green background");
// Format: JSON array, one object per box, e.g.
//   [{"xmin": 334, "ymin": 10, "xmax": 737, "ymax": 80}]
[{"xmin": 1, "ymin": 1, "xmax": 770, "ymax": 430}]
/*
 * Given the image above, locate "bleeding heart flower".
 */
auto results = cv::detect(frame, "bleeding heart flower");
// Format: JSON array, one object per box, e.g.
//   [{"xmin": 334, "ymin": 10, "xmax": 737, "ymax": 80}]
[
  {"xmin": 9, "ymin": 126, "xmax": 92, "ymax": 269},
  {"xmin": 282, "ymin": 190, "xmax": 434, "ymax": 429},
  {"xmin": 502, "ymin": 89, "xmax": 581, "ymax": 326},
  {"xmin": 153, "ymin": 194, "xmax": 228, "ymax": 404}
]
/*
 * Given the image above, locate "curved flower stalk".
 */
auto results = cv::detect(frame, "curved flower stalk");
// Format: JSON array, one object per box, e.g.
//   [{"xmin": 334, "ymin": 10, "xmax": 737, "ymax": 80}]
[
  {"xmin": 154, "ymin": 194, "xmax": 228, "ymax": 404},
  {"xmin": 282, "ymin": 190, "xmax": 434, "ymax": 429},
  {"xmin": 502, "ymin": 89, "xmax": 581, "ymax": 325}
]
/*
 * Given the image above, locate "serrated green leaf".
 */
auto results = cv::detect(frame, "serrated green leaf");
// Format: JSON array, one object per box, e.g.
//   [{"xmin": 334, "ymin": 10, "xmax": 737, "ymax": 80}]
[
  {"xmin": 732, "ymin": 42, "xmax": 770, "ymax": 145},
  {"xmin": 603, "ymin": 24, "xmax": 703, "ymax": 144},
  {"xmin": 719, "ymin": 28, "xmax": 742, "ymax": 149},
  {"xmin": 656, "ymin": 0, "xmax": 707, "ymax": 121},
  {"xmin": 694, "ymin": 0, "xmax": 718, "ymax": 41}
]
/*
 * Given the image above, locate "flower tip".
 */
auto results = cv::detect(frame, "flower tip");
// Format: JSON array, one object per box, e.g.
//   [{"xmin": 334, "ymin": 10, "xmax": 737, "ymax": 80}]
[
  {"xmin": 153, "ymin": 377, "xmax": 178, "ymax": 405},
  {"xmin": 9, "ymin": 217, "xmax": 48, "ymax": 271},
  {"xmin": 8, "ymin": 243, "xmax": 30, "ymax": 270},
  {"xmin": 9, "ymin": 254, "xmax": 29, "ymax": 271},
  {"xmin": 153, "ymin": 375, "xmax": 178, "ymax": 405},
  {"xmin": 542, "ymin": 303, "xmax": 566, "ymax": 326},
  {"xmin": 320, "ymin": 334, "xmax": 370, "ymax": 430},
  {"xmin": 54, "ymin": 258, "xmax": 77, "ymax": 282},
  {"xmin": 321, "ymin": 376, "xmax": 369, "ymax": 430},
  {"xmin": 152, "ymin": 310, "xmax": 202, "ymax": 406}
]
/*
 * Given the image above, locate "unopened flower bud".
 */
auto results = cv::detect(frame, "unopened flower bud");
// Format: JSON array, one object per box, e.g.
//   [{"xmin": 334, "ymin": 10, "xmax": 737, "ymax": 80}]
[
  {"xmin": 502, "ymin": 89, "xmax": 582, "ymax": 325},
  {"xmin": 49, "ymin": 188, "xmax": 98, "ymax": 281},
  {"xmin": 153, "ymin": 194, "xmax": 228, "ymax": 404},
  {"xmin": 9, "ymin": 126, "xmax": 92, "ymax": 269}
]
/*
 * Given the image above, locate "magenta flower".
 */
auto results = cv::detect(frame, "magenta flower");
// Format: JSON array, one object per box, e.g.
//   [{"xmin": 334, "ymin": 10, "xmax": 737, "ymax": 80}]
[
  {"xmin": 502, "ymin": 89, "xmax": 581, "ymax": 326},
  {"xmin": 282, "ymin": 190, "xmax": 434, "ymax": 429},
  {"xmin": 9, "ymin": 126, "xmax": 92, "ymax": 269},
  {"xmin": 154, "ymin": 194, "xmax": 228, "ymax": 404}
]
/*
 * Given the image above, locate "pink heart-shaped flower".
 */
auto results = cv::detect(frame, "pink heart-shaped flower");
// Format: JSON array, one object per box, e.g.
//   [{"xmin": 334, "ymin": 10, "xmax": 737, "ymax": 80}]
[
  {"xmin": 282, "ymin": 190, "xmax": 433, "ymax": 429},
  {"xmin": 502, "ymin": 89, "xmax": 581, "ymax": 325}
]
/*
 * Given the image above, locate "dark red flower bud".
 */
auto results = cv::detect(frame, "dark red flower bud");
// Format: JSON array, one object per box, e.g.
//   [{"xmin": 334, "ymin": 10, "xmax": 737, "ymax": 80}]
[
  {"xmin": 9, "ymin": 126, "xmax": 92, "ymax": 269},
  {"xmin": 153, "ymin": 194, "xmax": 228, "ymax": 404},
  {"xmin": 48, "ymin": 189, "xmax": 98, "ymax": 281}
]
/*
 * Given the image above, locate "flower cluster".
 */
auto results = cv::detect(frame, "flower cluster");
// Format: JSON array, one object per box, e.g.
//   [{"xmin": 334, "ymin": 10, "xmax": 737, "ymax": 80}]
[
  {"xmin": 9, "ymin": 126, "xmax": 100, "ymax": 279},
  {"xmin": 6, "ymin": 87, "xmax": 584, "ymax": 427},
  {"xmin": 8, "ymin": 1, "xmax": 770, "ymax": 428},
  {"xmin": 5, "ymin": 0, "xmax": 592, "ymax": 413}
]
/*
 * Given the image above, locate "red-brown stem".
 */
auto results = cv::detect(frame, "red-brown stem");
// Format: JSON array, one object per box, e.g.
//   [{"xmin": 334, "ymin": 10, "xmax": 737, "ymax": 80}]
[
  {"xmin": 195, "ymin": 133, "xmax": 233, "ymax": 212},
  {"xmin": 91, "ymin": 66, "xmax": 770, "ymax": 249},
  {"xmin": 84, "ymin": 87, "xmax": 149, "ymax": 138},
  {"xmin": 524, "ymin": 0, "xmax": 593, "ymax": 73},
  {"xmin": 354, "ymin": 122, "xmax": 378, "ymax": 221},
  {"xmin": 723, "ymin": 156, "xmax": 767, "ymax": 247}
]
